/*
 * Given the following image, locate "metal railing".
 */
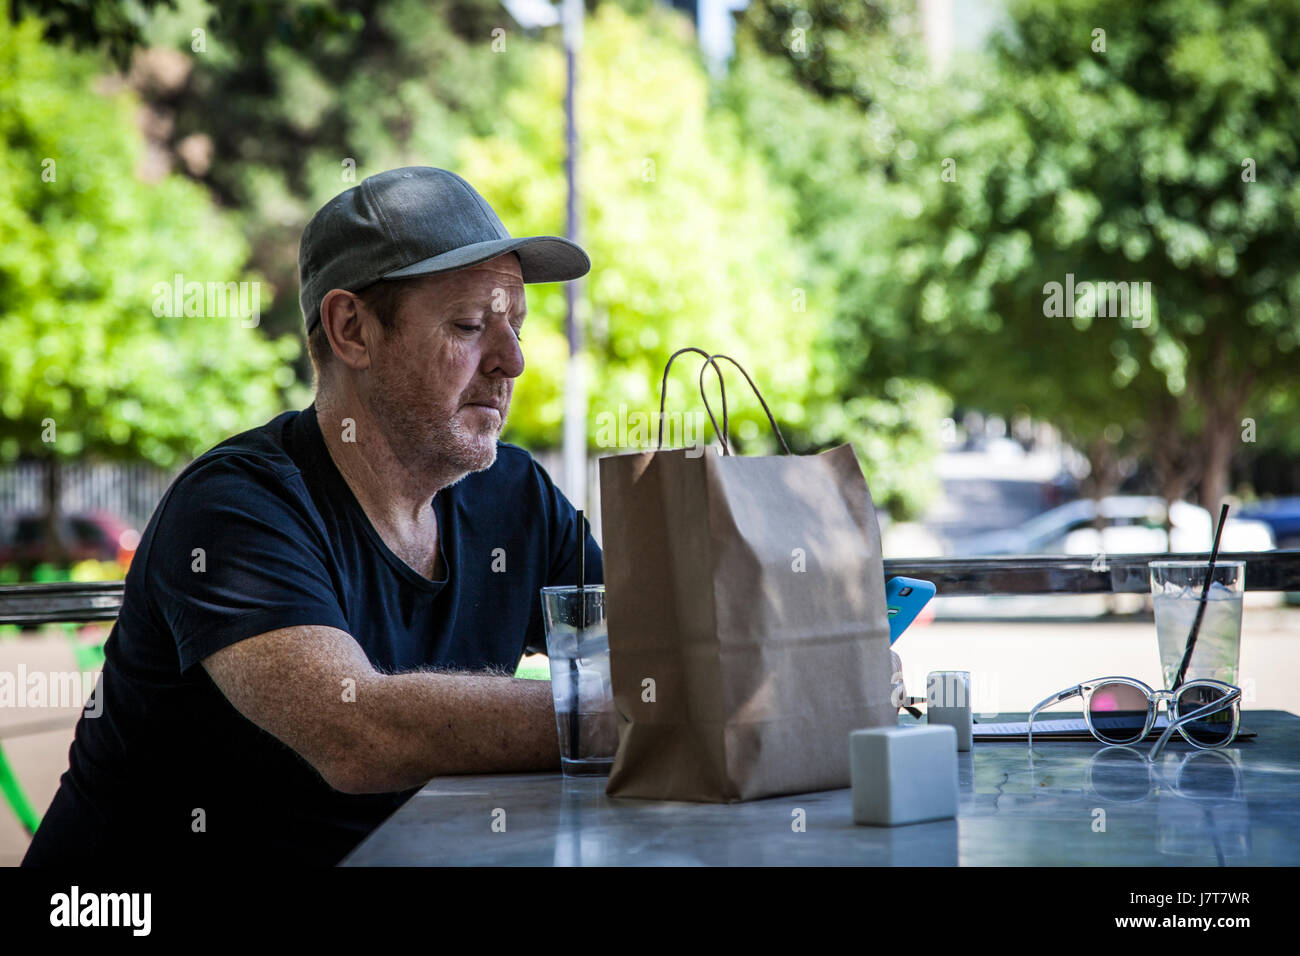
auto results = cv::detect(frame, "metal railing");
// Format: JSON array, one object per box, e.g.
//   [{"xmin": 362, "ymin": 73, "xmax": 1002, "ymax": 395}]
[
  {"xmin": 2, "ymin": 551, "xmax": 1297, "ymax": 627},
  {"xmin": 0, "ymin": 462, "xmax": 177, "ymax": 531}
]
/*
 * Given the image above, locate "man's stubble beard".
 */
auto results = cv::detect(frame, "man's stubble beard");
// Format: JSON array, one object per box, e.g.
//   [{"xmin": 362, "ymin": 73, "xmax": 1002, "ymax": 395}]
[{"xmin": 367, "ymin": 351, "xmax": 502, "ymax": 484}]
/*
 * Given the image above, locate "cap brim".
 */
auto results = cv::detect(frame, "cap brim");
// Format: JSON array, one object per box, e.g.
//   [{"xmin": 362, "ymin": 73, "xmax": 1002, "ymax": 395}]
[{"xmin": 381, "ymin": 235, "xmax": 590, "ymax": 284}]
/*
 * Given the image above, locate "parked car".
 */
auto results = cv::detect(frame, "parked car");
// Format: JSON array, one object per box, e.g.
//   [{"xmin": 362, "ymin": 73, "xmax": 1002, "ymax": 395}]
[
  {"xmin": 0, "ymin": 510, "xmax": 140, "ymax": 570},
  {"xmin": 1236, "ymin": 497, "xmax": 1300, "ymax": 550},
  {"xmin": 948, "ymin": 496, "xmax": 1275, "ymax": 556},
  {"xmin": 1236, "ymin": 497, "xmax": 1300, "ymax": 604}
]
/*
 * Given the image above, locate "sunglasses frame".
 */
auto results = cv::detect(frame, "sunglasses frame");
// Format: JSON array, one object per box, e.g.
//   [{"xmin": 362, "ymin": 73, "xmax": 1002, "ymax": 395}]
[{"xmin": 1028, "ymin": 676, "xmax": 1242, "ymax": 760}]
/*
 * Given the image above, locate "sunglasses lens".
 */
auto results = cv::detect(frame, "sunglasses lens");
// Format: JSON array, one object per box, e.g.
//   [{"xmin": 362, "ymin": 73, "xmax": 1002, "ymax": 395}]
[
  {"xmin": 1176, "ymin": 684, "xmax": 1236, "ymax": 746},
  {"xmin": 1090, "ymin": 748, "xmax": 1150, "ymax": 801},
  {"xmin": 1088, "ymin": 682, "xmax": 1150, "ymax": 743}
]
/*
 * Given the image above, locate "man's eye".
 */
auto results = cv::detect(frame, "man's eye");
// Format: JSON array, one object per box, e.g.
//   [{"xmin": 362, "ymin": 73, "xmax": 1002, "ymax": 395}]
[{"xmin": 455, "ymin": 322, "xmax": 521, "ymax": 341}]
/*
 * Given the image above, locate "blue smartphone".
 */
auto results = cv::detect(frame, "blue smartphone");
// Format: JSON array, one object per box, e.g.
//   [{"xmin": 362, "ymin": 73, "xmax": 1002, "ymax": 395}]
[{"xmin": 885, "ymin": 577, "xmax": 936, "ymax": 644}]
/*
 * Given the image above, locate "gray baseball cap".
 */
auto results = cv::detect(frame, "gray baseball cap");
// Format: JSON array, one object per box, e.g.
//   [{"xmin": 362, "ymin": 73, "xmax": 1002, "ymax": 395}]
[{"xmin": 298, "ymin": 166, "xmax": 590, "ymax": 333}]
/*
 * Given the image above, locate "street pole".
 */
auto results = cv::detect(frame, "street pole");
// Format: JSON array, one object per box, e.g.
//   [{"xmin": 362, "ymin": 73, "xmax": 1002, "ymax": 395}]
[{"xmin": 561, "ymin": 0, "xmax": 587, "ymax": 511}]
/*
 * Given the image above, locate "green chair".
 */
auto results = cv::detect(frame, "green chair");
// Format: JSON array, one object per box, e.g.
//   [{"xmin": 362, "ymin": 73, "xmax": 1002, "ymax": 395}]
[
  {"xmin": 63, "ymin": 622, "xmax": 107, "ymax": 672},
  {"xmin": 0, "ymin": 742, "xmax": 42, "ymax": 836},
  {"xmin": 0, "ymin": 619, "xmax": 107, "ymax": 836}
]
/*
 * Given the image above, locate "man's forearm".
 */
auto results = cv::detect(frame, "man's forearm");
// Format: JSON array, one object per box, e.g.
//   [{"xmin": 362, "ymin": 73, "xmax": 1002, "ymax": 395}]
[{"xmin": 340, "ymin": 671, "xmax": 560, "ymax": 793}]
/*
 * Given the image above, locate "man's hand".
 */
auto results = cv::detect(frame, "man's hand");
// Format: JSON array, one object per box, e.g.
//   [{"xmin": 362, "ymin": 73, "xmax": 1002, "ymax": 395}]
[{"xmin": 202, "ymin": 625, "xmax": 559, "ymax": 794}]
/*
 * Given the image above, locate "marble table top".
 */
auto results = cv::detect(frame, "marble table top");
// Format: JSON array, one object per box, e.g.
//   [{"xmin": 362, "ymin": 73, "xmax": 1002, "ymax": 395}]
[{"xmin": 342, "ymin": 710, "xmax": 1300, "ymax": 866}]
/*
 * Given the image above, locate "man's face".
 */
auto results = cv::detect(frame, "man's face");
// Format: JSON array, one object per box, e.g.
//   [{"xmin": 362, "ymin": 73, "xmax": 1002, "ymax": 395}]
[{"xmin": 364, "ymin": 252, "xmax": 526, "ymax": 482}]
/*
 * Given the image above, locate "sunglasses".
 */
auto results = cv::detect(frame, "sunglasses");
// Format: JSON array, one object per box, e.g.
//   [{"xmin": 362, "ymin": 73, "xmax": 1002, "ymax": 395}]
[{"xmin": 1028, "ymin": 677, "xmax": 1241, "ymax": 760}]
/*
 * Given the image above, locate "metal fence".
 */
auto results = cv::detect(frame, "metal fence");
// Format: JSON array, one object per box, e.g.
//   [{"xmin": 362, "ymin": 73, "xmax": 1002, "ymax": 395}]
[
  {"xmin": 0, "ymin": 462, "xmax": 179, "ymax": 530},
  {"xmin": 5, "ymin": 552, "xmax": 1300, "ymax": 627},
  {"xmin": 0, "ymin": 454, "xmax": 600, "ymax": 541}
]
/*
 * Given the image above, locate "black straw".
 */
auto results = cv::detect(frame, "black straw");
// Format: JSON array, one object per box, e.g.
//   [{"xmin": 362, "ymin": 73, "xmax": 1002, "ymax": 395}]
[
  {"xmin": 569, "ymin": 510, "xmax": 586, "ymax": 761},
  {"xmin": 1171, "ymin": 503, "xmax": 1230, "ymax": 690}
]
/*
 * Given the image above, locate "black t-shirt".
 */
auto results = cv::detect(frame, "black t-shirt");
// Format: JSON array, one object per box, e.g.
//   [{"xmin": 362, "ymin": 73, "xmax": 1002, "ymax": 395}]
[{"xmin": 24, "ymin": 404, "xmax": 601, "ymax": 867}]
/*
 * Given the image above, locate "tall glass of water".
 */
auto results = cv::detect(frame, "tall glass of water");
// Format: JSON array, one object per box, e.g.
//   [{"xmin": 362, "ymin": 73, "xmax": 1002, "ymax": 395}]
[
  {"xmin": 1149, "ymin": 561, "xmax": 1245, "ymax": 689},
  {"xmin": 541, "ymin": 585, "xmax": 617, "ymax": 776}
]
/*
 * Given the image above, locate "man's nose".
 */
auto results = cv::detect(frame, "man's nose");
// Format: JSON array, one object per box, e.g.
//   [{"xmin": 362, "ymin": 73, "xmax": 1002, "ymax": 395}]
[{"xmin": 483, "ymin": 318, "xmax": 525, "ymax": 378}]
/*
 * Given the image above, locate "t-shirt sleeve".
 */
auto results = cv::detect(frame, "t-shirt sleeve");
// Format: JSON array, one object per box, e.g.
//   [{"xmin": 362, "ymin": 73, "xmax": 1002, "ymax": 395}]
[
  {"xmin": 520, "ymin": 457, "xmax": 603, "ymax": 658},
  {"xmin": 145, "ymin": 454, "xmax": 351, "ymax": 674}
]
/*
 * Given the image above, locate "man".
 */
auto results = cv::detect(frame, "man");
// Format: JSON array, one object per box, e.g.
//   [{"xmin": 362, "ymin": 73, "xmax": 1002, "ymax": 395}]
[{"xmin": 23, "ymin": 166, "xmax": 600, "ymax": 867}]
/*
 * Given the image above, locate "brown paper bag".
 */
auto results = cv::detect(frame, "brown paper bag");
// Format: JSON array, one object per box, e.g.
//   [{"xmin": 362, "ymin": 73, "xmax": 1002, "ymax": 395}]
[{"xmin": 600, "ymin": 349, "xmax": 896, "ymax": 802}]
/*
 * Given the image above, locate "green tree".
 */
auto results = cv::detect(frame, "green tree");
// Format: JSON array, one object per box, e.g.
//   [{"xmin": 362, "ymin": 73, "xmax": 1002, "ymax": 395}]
[
  {"xmin": 133, "ymin": 0, "xmax": 536, "ymax": 370},
  {"xmin": 0, "ymin": 8, "xmax": 299, "ymax": 561},
  {"xmin": 10, "ymin": 0, "xmax": 181, "ymax": 68},
  {"xmin": 735, "ymin": 0, "xmax": 930, "ymax": 112},
  {"xmin": 455, "ymin": 2, "xmax": 940, "ymax": 520},
  {"xmin": 734, "ymin": 0, "xmax": 1300, "ymax": 515},
  {"xmin": 724, "ymin": 1, "xmax": 949, "ymax": 517},
  {"xmin": 837, "ymin": 0, "xmax": 1300, "ymax": 511},
  {"xmin": 457, "ymin": 6, "xmax": 816, "ymax": 450},
  {"xmin": 13, "ymin": 0, "xmax": 952, "ymax": 518}
]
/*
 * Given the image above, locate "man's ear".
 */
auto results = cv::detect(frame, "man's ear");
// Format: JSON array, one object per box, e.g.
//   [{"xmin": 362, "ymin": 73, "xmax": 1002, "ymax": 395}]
[{"xmin": 320, "ymin": 289, "xmax": 376, "ymax": 371}]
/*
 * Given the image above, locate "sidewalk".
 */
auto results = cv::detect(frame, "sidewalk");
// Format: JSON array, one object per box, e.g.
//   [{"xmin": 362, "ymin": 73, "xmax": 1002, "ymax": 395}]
[{"xmin": 894, "ymin": 606, "xmax": 1300, "ymax": 716}]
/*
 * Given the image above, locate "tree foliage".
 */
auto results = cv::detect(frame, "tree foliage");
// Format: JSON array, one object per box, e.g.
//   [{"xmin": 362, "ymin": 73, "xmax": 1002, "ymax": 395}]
[
  {"xmin": 0, "ymin": 8, "xmax": 299, "ymax": 468},
  {"xmin": 10, "ymin": 0, "xmax": 180, "ymax": 68},
  {"xmin": 133, "ymin": 0, "xmax": 536, "ymax": 361},
  {"xmin": 457, "ymin": 6, "xmax": 812, "ymax": 447},
  {"xmin": 740, "ymin": 0, "xmax": 1300, "ymax": 509},
  {"xmin": 725, "ymin": 0, "xmax": 949, "ymax": 516}
]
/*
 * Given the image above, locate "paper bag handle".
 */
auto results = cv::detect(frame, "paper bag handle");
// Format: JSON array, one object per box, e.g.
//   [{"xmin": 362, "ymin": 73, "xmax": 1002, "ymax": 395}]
[
  {"xmin": 657, "ymin": 348, "xmax": 792, "ymax": 455},
  {"xmin": 657, "ymin": 347, "xmax": 723, "ymax": 450},
  {"xmin": 697, "ymin": 353, "xmax": 792, "ymax": 456}
]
